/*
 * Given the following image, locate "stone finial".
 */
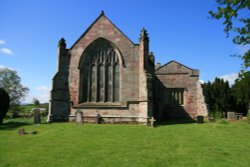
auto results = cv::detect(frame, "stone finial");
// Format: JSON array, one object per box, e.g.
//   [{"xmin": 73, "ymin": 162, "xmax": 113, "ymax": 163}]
[
  {"xmin": 149, "ymin": 52, "xmax": 155, "ymax": 63},
  {"xmin": 100, "ymin": 10, "xmax": 105, "ymax": 16},
  {"xmin": 58, "ymin": 38, "xmax": 66, "ymax": 48},
  {"xmin": 140, "ymin": 28, "xmax": 149, "ymax": 41},
  {"xmin": 155, "ymin": 62, "xmax": 161, "ymax": 70}
]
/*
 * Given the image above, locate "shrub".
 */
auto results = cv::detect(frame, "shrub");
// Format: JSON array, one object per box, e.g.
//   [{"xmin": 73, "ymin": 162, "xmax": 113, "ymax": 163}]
[{"xmin": 0, "ymin": 88, "xmax": 10, "ymax": 123}]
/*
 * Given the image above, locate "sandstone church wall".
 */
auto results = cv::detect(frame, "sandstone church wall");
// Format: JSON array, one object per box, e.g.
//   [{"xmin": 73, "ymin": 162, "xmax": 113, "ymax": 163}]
[
  {"xmin": 155, "ymin": 61, "xmax": 207, "ymax": 120},
  {"xmin": 49, "ymin": 11, "xmax": 207, "ymax": 123},
  {"xmin": 66, "ymin": 13, "xmax": 150, "ymax": 123}
]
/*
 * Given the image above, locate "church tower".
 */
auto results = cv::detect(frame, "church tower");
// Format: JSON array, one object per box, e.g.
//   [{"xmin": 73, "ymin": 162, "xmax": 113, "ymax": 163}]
[{"xmin": 48, "ymin": 38, "xmax": 70, "ymax": 122}]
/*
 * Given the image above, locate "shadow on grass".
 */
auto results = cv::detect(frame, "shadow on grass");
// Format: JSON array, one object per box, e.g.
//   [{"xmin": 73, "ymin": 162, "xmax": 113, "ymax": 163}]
[
  {"xmin": 0, "ymin": 117, "xmax": 48, "ymax": 130},
  {"xmin": 0, "ymin": 121, "xmax": 33, "ymax": 130},
  {"xmin": 155, "ymin": 119, "xmax": 196, "ymax": 127}
]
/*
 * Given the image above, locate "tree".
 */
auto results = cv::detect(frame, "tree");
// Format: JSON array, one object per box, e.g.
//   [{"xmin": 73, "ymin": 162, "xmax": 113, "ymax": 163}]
[
  {"xmin": 202, "ymin": 78, "xmax": 232, "ymax": 118},
  {"xmin": 0, "ymin": 88, "xmax": 10, "ymax": 124},
  {"xmin": 32, "ymin": 98, "xmax": 40, "ymax": 106},
  {"xmin": 209, "ymin": 0, "xmax": 250, "ymax": 71},
  {"xmin": 0, "ymin": 68, "xmax": 29, "ymax": 105},
  {"xmin": 231, "ymin": 71, "xmax": 250, "ymax": 115}
]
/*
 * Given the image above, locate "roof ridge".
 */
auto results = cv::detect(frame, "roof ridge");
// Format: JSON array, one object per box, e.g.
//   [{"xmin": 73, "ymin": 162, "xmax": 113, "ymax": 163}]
[{"xmin": 70, "ymin": 11, "xmax": 136, "ymax": 50}]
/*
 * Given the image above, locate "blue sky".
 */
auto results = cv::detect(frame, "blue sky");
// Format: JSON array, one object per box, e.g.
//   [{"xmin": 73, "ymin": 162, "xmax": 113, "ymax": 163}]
[{"xmin": 0, "ymin": 0, "xmax": 246, "ymax": 103}]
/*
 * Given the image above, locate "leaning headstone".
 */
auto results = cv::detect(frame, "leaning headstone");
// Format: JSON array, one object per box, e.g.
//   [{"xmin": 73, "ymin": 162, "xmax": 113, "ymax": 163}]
[
  {"xmin": 18, "ymin": 128, "xmax": 25, "ymax": 135},
  {"xmin": 32, "ymin": 108, "xmax": 41, "ymax": 124},
  {"xmin": 75, "ymin": 109, "xmax": 83, "ymax": 125},
  {"xmin": 227, "ymin": 112, "xmax": 235, "ymax": 120},
  {"xmin": 197, "ymin": 115, "xmax": 204, "ymax": 123}
]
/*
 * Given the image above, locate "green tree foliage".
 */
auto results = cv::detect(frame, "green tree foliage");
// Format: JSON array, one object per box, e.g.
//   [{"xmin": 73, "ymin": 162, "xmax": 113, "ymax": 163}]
[
  {"xmin": 203, "ymin": 74, "xmax": 250, "ymax": 117},
  {"xmin": 0, "ymin": 68, "xmax": 29, "ymax": 105},
  {"xmin": 202, "ymin": 78, "xmax": 231, "ymax": 118},
  {"xmin": 231, "ymin": 71, "xmax": 250, "ymax": 115},
  {"xmin": 209, "ymin": 0, "xmax": 250, "ymax": 71},
  {"xmin": 0, "ymin": 88, "xmax": 10, "ymax": 124},
  {"xmin": 32, "ymin": 98, "xmax": 40, "ymax": 106}
]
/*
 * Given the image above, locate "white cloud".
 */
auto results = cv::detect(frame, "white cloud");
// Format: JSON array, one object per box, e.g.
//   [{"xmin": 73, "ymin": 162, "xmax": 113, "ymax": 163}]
[
  {"xmin": 24, "ymin": 86, "xmax": 51, "ymax": 104},
  {"xmin": 199, "ymin": 79, "xmax": 205, "ymax": 84},
  {"xmin": 36, "ymin": 86, "xmax": 50, "ymax": 91},
  {"xmin": 219, "ymin": 72, "xmax": 239, "ymax": 86},
  {"xmin": 0, "ymin": 64, "xmax": 15, "ymax": 70},
  {"xmin": 0, "ymin": 48, "xmax": 14, "ymax": 55},
  {"xmin": 0, "ymin": 65, "xmax": 6, "ymax": 68},
  {"xmin": 0, "ymin": 40, "xmax": 6, "ymax": 45}
]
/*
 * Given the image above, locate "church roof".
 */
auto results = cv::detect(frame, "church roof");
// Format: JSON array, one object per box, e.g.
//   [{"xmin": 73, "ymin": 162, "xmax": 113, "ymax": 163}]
[
  {"xmin": 70, "ymin": 11, "xmax": 136, "ymax": 49},
  {"xmin": 155, "ymin": 60, "xmax": 193, "ymax": 71},
  {"xmin": 155, "ymin": 60, "xmax": 199, "ymax": 76}
]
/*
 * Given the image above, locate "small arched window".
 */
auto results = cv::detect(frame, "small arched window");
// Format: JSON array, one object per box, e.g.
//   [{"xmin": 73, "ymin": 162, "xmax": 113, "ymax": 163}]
[{"xmin": 79, "ymin": 38, "xmax": 121, "ymax": 103}]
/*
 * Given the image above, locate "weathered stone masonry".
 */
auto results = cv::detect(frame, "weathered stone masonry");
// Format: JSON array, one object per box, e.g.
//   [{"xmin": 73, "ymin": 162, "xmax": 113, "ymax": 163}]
[{"xmin": 48, "ymin": 11, "xmax": 207, "ymax": 123}]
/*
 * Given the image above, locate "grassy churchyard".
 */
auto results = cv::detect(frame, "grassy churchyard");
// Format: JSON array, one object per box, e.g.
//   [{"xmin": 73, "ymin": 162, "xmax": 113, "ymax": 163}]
[{"xmin": 0, "ymin": 119, "xmax": 250, "ymax": 167}]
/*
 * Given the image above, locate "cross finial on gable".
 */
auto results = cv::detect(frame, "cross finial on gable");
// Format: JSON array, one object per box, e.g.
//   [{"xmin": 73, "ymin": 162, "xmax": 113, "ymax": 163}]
[
  {"xmin": 140, "ymin": 28, "xmax": 149, "ymax": 41},
  {"xmin": 101, "ymin": 10, "xmax": 105, "ymax": 16}
]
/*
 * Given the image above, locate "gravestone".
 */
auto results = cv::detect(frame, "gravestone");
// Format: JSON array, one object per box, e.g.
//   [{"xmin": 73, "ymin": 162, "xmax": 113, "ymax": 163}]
[
  {"xmin": 227, "ymin": 112, "xmax": 235, "ymax": 120},
  {"xmin": 235, "ymin": 113, "xmax": 243, "ymax": 120},
  {"xmin": 209, "ymin": 116, "xmax": 215, "ymax": 122},
  {"xmin": 197, "ymin": 115, "xmax": 204, "ymax": 123},
  {"xmin": 18, "ymin": 128, "xmax": 25, "ymax": 135},
  {"xmin": 148, "ymin": 117, "xmax": 156, "ymax": 127},
  {"xmin": 96, "ymin": 114, "xmax": 101, "ymax": 124},
  {"xmin": 32, "ymin": 108, "xmax": 41, "ymax": 124},
  {"xmin": 75, "ymin": 109, "xmax": 83, "ymax": 124}
]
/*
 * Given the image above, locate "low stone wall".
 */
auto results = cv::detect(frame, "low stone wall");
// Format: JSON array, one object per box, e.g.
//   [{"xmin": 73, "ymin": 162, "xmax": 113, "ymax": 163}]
[{"xmin": 69, "ymin": 115, "xmax": 148, "ymax": 124}]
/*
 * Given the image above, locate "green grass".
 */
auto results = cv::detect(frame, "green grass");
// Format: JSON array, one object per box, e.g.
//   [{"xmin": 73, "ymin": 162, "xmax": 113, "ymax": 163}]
[{"xmin": 0, "ymin": 119, "xmax": 250, "ymax": 167}]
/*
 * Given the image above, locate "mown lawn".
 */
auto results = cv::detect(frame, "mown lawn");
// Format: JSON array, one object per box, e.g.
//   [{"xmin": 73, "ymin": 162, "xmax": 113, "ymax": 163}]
[{"xmin": 0, "ymin": 119, "xmax": 250, "ymax": 167}]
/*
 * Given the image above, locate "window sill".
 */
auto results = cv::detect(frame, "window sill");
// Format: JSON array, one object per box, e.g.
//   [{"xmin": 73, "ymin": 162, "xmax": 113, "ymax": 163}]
[{"xmin": 74, "ymin": 101, "xmax": 127, "ymax": 108}]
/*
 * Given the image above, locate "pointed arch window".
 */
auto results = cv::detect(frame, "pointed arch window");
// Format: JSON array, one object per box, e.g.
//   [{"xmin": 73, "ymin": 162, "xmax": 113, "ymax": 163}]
[{"xmin": 79, "ymin": 38, "xmax": 121, "ymax": 103}]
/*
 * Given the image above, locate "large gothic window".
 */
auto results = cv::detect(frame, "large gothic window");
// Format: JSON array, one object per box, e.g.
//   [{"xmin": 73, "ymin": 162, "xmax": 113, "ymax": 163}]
[
  {"xmin": 79, "ymin": 38, "xmax": 121, "ymax": 103},
  {"xmin": 165, "ymin": 88, "xmax": 184, "ymax": 106}
]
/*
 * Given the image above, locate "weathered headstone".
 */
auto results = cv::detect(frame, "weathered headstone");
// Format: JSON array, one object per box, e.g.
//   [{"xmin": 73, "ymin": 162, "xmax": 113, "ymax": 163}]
[
  {"xmin": 96, "ymin": 114, "xmax": 101, "ymax": 124},
  {"xmin": 75, "ymin": 109, "xmax": 83, "ymax": 124},
  {"xmin": 209, "ymin": 116, "xmax": 215, "ymax": 122},
  {"xmin": 18, "ymin": 128, "xmax": 37, "ymax": 135},
  {"xmin": 148, "ymin": 117, "xmax": 156, "ymax": 127},
  {"xmin": 235, "ymin": 113, "xmax": 243, "ymax": 120},
  {"xmin": 197, "ymin": 115, "xmax": 204, "ymax": 123},
  {"xmin": 32, "ymin": 108, "xmax": 41, "ymax": 124},
  {"xmin": 227, "ymin": 112, "xmax": 235, "ymax": 120},
  {"xmin": 18, "ymin": 128, "xmax": 25, "ymax": 135}
]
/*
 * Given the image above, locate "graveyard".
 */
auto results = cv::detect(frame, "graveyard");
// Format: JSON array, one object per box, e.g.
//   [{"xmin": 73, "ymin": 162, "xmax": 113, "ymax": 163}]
[
  {"xmin": 1, "ymin": 1, "xmax": 249, "ymax": 167},
  {"xmin": 0, "ymin": 117, "xmax": 250, "ymax": 167}
]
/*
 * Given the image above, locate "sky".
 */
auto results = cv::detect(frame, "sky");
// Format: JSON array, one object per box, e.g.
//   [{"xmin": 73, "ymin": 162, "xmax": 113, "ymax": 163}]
[{"xmin": 0, "ymin": 0, "xmax": 247, "ymax": 103}]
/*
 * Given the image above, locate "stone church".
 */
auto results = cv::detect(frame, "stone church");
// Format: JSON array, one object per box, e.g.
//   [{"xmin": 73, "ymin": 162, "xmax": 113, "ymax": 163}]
[{"xmin": 48, "ymin": 11, "xmax": 207, "ymax": 124}]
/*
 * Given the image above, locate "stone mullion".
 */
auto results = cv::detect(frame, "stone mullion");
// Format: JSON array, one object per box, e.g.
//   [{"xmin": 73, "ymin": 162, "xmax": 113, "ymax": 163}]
[
  {"xmin": 181, "ymin": 89, "xmax": 184, "ymax": 105},
  {"xmin": 104, "ymin": 63, "xmax": 107, "ymax": 102},
  {"xmin": 87, "ymin": 66, "xmax": 91, "ymax": 102},
  {"xmin": 95, "ymin": 63, "xmax": 98, "ymax": 102},
  {"xmin": 111, "ymin": 64, "xmax": 114, "ymax": 102},
  {"xmin": 179, "ymin": 89, "xmax": 182, "ymax": 105}
]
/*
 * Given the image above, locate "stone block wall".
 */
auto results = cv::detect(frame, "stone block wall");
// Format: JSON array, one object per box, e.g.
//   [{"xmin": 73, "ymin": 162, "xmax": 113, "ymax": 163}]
[
  {"xmin": 66, "ymin": 12, "xmax": 151, "ymax": 124},
  {"xmin": 155, "ymin": 61, "xmax": 208, "ymax": 120}
]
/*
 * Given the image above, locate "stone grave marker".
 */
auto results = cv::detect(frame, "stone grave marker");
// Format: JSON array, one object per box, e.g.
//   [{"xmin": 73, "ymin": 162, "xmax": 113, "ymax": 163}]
[
  {"xmin": 96, "ymin": 114, "xmax": 101, "ymax": 124},
  {"xmin": 227, "ymin": 112, "xmax": 235, "ymax": 120},
  {"xmin": 32, "ymin": 108, "xmax": 41, "ymax": 124},
  {"xmin": 197, "ymin": 115, "xmax": 204, "ymax": 123},
  {"xmin": 148, "ymin": 117, "xmax": 156, "ymax": 127},
  {"xmin": 18, "ymin": 128, "xmax": 25, "ymax": 135},
  {"xmin": 75, "ymin": 109, "xmax": 83, "ymax": 124}
]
